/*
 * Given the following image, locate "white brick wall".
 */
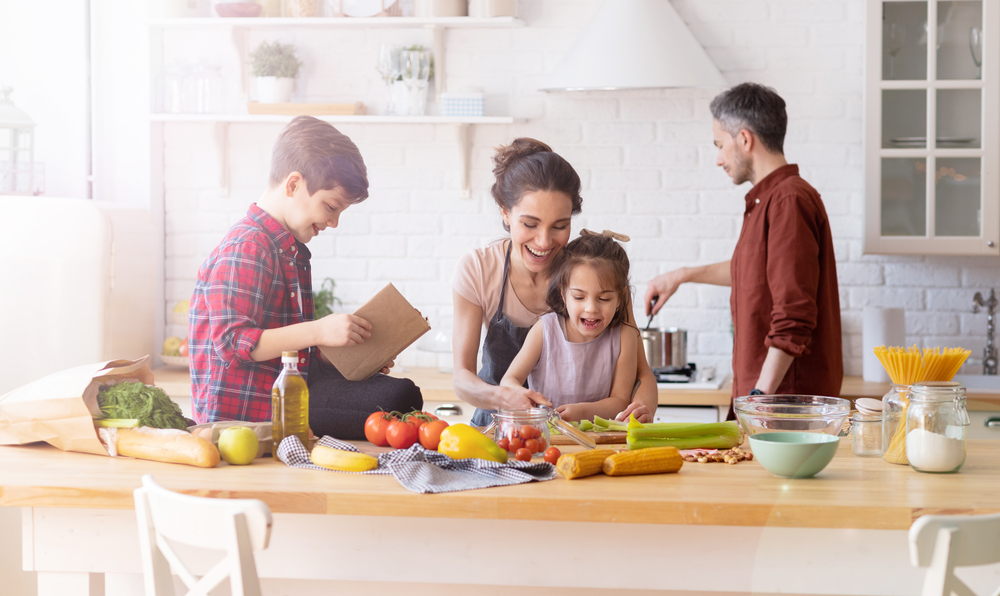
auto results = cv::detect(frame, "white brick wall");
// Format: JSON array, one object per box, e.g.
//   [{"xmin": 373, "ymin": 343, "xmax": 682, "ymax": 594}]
[{"xmin": 161, "ymin": 0, "xmax": 1000, "ymax": 378}]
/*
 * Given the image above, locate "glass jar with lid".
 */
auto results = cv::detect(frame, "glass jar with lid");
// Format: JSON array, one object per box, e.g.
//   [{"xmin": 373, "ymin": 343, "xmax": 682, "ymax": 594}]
[
  {"xmin": 851, "ymin": 412, "xmax": 883, "ymax": 457},
  {"xmin": 905, "ymin": 381, "xmax": 969, "ymax": 474},
  {"xmin": 881, "ymin": 384, "xmax": 910, "ymax": 464}
]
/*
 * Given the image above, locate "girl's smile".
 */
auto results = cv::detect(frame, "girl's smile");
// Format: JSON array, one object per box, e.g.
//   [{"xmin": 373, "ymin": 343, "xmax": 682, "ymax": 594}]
[{"xmin": 562, "ymin": 263, "xmax": 620, "ymax": 343}]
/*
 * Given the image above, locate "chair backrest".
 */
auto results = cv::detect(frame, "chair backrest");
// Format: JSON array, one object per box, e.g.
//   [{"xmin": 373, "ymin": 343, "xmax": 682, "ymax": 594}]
[
  {"xmin": 134, "ymin": 474, "xmax": 273, "ymax": 596},
  {"xmin": 910, "ymin": 512, "xmax": 1000, "ymax": 568}
]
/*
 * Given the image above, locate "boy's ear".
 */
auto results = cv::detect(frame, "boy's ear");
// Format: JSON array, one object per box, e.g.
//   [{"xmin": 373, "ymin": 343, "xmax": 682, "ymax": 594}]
[{"xmin": 284, "ymin": 172, "xmax": 305, "ymax": 198}]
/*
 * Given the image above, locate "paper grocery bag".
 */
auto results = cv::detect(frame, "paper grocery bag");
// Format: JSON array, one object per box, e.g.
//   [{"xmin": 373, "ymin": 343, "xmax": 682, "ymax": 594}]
[
  {"xmin": 318, "ymin": 283, "xmax": 431, "ymax": 381},
  {"xmin": 0, "ymin": 356, "xmax": 153, "ymax": 455}
]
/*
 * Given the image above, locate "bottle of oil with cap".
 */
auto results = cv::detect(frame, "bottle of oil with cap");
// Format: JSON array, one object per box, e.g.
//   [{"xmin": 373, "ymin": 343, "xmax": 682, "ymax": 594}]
[{"xmin": 272, "ymin": 350, "xmax": 309, "ymax": 450}]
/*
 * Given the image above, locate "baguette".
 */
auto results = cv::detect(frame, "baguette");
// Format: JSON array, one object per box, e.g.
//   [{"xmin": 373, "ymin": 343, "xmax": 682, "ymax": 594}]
[{"xmin": 117, "ymin": 427, "xmax": 221, "ymax": 468}]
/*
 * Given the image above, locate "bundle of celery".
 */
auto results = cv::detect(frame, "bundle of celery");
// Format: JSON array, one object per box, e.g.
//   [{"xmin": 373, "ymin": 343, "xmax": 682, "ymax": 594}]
[{"xmin": 625, "ymin": 416, "xmax": 743, "ymax": 450}]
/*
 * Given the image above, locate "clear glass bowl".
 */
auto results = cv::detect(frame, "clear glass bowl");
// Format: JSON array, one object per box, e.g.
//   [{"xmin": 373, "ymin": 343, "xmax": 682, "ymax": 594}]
[{"xmin": 733, "ymin": 395, "xmax": 851, "ymax": 437}]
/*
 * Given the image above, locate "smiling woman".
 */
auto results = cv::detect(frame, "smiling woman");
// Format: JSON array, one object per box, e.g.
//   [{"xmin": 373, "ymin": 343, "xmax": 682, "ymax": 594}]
[{"xmin": 450, "ymin": 138, "xmax": 657, "ymax": 425}]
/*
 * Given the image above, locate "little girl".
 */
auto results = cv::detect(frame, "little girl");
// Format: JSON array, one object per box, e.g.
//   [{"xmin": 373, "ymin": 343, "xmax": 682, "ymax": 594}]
[{"xmin": 500, "ymin": 229, "xmax": 640, "ymax": 421}]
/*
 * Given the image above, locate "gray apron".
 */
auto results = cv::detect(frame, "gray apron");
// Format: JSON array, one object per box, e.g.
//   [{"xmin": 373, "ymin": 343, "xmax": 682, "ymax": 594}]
[{"xmin": 470, "ymin": 242, "xmax": 533, "ymax": 427}]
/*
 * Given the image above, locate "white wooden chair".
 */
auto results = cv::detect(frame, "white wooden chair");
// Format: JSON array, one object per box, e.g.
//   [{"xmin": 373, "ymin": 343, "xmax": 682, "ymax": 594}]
[
  {"xmin": 910, "ymin": 512, "xmax": 1000, "ymax": 596},
  {"xmin": 133, "ymin": 474, "xmax": 273, "ymax": 596}
]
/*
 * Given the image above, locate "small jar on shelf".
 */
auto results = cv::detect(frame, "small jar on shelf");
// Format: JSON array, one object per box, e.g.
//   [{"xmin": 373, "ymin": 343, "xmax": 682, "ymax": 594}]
[{"xmin": 284, "ymin": 0, "xmax": 317, "ymax": 16}]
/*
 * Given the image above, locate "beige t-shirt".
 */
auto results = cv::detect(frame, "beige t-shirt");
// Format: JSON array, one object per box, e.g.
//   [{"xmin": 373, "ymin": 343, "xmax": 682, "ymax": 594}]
[{"xmin": 452, "ymin": 239, "xmax": 544, "ymax": 330}]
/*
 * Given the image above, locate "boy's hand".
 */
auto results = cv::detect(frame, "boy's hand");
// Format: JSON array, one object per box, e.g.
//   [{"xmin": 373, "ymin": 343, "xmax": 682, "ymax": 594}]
[
  {"xmin": 379, "ymin": 360, "xmax": 395, "ymax": 375},
  {"xmin": 316, "ymin": 313, "xmax": 372, "ymax": 347}
]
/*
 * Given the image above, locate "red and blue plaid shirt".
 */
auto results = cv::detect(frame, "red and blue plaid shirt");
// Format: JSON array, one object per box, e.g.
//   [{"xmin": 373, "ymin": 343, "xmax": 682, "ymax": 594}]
[{"xmin": 189, "ymin": 204, "xmax": 314, "ymax": 423}]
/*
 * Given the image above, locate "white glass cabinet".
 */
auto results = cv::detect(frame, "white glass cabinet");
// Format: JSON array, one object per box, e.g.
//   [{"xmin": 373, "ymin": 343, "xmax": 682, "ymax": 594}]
[{"xmin": 865, "ymin": 0, "xmax": 1000, "ymax": 255}]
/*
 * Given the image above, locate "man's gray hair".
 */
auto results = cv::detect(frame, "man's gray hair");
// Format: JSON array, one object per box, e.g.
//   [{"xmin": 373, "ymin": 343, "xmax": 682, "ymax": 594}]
[{"xmin": 710, "ymin": 83, "xmax": 787, "ymax": 155}]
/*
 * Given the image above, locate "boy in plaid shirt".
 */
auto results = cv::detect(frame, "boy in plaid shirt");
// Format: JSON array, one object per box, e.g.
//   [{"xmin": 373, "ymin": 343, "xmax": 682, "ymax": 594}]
[{"xmin": 189, "ymin": 116, "xmax": 421, "ymax": 438}]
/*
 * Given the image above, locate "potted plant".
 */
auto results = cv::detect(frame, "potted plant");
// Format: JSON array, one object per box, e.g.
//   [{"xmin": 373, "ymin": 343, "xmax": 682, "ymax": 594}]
[
  {"xmin": 249, "ymin": 41, "xmax": 303, "ymax": 103},
  {"xmin": 314, "ymin": 278, "xmax": 342, "ymax": 319}
]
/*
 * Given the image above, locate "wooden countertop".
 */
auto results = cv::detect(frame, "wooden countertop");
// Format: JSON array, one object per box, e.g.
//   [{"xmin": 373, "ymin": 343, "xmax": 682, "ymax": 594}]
[
  {"xmin": 2, "ymin": 440, "xmax": 997, "ymax": 530},
  {"xmin": 154, "ymin": 366, "xmax": 1000, "ymax": 410}
]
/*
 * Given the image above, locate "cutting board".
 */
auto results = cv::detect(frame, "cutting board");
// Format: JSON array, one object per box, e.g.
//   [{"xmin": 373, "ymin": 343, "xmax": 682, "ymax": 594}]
[{"xmin": 549, "ymin": 430, "xmax": 627, "ymax": 445}]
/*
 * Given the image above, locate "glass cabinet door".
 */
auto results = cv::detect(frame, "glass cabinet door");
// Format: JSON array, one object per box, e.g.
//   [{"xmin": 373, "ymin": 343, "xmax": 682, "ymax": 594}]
[{"xmin": 866, "ymin": 0, "xmax": 999, "ymax": 255}]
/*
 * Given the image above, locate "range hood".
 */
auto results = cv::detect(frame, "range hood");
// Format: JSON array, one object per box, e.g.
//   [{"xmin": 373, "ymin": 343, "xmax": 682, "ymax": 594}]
[{"xmin": 539, "ymin": 0, "xmax": 726, "ymax": 92}]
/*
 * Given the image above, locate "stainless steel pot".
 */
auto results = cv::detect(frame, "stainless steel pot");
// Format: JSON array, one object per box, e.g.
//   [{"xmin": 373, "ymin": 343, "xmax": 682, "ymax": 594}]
[{"xmin": 640, "ymin": 327, "xmax": 687, "ymax": 370}]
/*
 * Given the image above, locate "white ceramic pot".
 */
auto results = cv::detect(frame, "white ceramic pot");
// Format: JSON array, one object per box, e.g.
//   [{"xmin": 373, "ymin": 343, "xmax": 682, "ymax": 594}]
[
  {"xmin": 468, "ymin": 0, "xmax": 515, "ymax": 17},
  {"xmin": 413, "ymin": 0, "xmax": 465, "ymax": 17},
  {"xmin": 255, "ymin": 77, "xmax": 294, "ymax": 103}
]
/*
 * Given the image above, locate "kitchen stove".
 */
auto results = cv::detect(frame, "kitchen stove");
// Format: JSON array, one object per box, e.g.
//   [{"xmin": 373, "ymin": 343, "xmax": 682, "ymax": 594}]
[{"xmin": 653, "ymin": 362, "xmax": 697, "ymax": 383}]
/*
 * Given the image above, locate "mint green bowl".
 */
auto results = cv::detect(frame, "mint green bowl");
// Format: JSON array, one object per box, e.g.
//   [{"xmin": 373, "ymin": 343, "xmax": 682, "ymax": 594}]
[{"xmin": 748, "ymin": 432, "xmax": 840, "ymax": 479}]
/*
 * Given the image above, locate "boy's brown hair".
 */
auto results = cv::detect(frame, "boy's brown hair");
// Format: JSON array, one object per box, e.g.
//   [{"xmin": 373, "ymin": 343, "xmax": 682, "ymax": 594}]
[
  {"xmin": 546, "ymin": 232, "xmax": 632, "ymax": 329},
  {"xmin": 269, "ymin": 115, "xmax": 369, "ymax": 202}
]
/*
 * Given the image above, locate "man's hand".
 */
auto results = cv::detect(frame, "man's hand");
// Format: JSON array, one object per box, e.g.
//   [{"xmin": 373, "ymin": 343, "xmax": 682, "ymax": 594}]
[
  {"xmin": 644, "ymin": 268, "xmax": 688, "ymax": 316},
  {"xmin": 614, "ymin": 401, "xmax": 652, "ymax": 424},
  {"xmin": 315, "ymin": 313, "xmax": 371, "ymax": 347}
]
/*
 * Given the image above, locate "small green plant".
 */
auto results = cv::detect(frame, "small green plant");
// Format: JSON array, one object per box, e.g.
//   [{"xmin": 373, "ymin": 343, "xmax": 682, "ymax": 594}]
[
  {"xmin": 314, "ymin": 278, "xmax": 342, "ymax": 319},
  {"xmin": 249, "ymin": 41, "xmax": 303, "ymax": 78},
  {"xmin": 396, "ymin": 44, "xmax": 434, "ymax": 81}
]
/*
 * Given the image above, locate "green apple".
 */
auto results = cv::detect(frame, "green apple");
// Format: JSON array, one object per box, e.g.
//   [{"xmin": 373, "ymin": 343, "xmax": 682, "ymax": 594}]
[
  {"xmin": 162, "ymin": 336, "xmax": 183, "ymax": 357},
  {"xmin": 218, "ymin": 426, "xmax": 259, "ymax": 465}
]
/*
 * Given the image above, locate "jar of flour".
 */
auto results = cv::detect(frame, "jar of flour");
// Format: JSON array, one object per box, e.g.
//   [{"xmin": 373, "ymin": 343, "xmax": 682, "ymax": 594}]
[{"xmin": 905, "ymin": 381, "xmax": 970, "ymax": 474}]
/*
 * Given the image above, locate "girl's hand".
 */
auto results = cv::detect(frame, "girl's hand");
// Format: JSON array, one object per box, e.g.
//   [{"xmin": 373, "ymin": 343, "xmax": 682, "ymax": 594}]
[
  {"xmin": 614, "ymin": 401, "xmax": 652, "ymax": 424},
  {"xmin": 497, "ymin": 385, "xmax": 552, "ymax": 410},
  {"xmin": 555, "ymin": 403, "xmax": 587, "ymax": 422},
  {"xmin": 315, "ymin": 313, "xmax": 371, "ymax": 347}
]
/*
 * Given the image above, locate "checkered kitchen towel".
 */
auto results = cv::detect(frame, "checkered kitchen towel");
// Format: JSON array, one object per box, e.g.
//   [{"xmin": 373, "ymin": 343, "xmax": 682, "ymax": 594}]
[{"xmin": 277, "ymin": 435, "xmax": 556, "ymax": 494}]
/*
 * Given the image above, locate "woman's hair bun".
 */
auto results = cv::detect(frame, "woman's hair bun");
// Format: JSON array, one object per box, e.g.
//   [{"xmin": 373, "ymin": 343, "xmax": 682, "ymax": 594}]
[{"xmin": 491, "ymin": 137, "xmax": 553, "ymax": 179}]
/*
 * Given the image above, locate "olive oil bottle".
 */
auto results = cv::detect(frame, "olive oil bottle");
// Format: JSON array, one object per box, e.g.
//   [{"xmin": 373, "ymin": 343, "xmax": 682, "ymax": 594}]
[{"xmin": 272, "ymin": 351, "xmax": 309, "ymax": 449}]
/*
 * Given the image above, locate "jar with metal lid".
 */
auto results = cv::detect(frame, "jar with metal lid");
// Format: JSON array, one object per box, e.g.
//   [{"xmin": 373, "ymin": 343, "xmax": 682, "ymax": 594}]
[
  {"xmin": 881, "ymin": 384, "xmax": 910, "ymax": 464},
  {"xmin": 905, "ymin": 381, "xmax": 969, "ymax": 474},
  {"xmin": 850, "ymin": 412, "xmax": 883, "ymax": 457}
]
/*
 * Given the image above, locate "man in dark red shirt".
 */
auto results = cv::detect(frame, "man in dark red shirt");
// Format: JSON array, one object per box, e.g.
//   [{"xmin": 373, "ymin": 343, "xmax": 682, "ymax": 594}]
[{"xmin": 644, "ymin": 83, "xmax": 842, "ymax": 415}]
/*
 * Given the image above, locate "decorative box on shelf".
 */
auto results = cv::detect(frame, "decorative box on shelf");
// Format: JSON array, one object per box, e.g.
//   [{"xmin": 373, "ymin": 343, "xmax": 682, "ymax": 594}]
[{"xmin": 439, "ymin": 91, "xmax": 484, "ymax": 117}]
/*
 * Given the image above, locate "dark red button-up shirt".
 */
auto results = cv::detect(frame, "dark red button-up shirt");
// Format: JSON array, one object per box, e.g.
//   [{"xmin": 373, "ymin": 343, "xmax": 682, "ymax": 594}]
[
  {"xmin": 189, "ymin": 204, "xmax": 314, "ymax": 423},
  {"xmin": 730, "ymin": 165, "xmax": 843, "ymax": 400}
]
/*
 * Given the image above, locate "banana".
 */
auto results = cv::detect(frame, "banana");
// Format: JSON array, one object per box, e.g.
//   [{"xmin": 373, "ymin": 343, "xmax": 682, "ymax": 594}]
[{"xmin": 311, "ymin": 445, "xmax": 379, "ymax": 472}]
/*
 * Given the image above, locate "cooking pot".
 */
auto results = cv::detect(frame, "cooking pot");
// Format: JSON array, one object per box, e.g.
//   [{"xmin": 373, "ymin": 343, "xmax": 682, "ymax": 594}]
[{"xmin": 640, "ymin": 327, "xmax": 687, "ymax": 370}]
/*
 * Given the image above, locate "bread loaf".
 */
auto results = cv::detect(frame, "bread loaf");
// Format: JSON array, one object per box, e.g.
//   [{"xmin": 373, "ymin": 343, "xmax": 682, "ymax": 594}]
[{"xmin": 117, "ymin": 427, "xmax": 221, "ymax": 468}]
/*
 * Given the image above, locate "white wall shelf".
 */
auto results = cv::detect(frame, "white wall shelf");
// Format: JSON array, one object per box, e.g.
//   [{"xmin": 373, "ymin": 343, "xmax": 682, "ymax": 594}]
[
  {"xmin": 149, "ymin": 114, "xmax": 516, "ymax": 124},
  {"xmin": 149, "ymin": 16, "xmax": 525, "ymax": 28}
]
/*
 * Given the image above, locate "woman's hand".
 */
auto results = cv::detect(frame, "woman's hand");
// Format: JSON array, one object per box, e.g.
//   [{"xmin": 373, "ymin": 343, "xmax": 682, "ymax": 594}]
[
  {"xmin": 315, "ymin": 313, "xmax": 371, "ymax": 347},
  {"xmin": 614, "ymin": 400, "xmax": 652, "ymax": 424},
  {"xmin": 497, "ymin": 385, "xmax": 552, "ymax": 410}
]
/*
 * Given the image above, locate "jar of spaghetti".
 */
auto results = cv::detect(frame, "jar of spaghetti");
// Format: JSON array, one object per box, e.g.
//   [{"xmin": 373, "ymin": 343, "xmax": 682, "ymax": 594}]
[
  {"xmin": 905, "ymin": 382, "xmax": 969, "ymax": 474},
  {"xmin": 881, "ymin": 384, "xmax": 910, "ymax": 465}
]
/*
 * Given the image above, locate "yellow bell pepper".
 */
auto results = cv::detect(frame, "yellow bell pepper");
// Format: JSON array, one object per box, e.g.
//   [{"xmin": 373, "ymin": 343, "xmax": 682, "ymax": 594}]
[{"xmin": 437, "ymin": 423, "xmax": 508, "ymax": 463}]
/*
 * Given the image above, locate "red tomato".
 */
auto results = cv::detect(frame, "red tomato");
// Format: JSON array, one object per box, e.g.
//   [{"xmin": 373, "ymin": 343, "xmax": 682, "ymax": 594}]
[
  {"xmin": 543, "ymin": 447, "xmax": 561, "ymax": 464},
  {"xmin": 525, "ymin": 438, "xmax": 540, "ymax": 454},
  {"xmin": 508, "ymin": 436, "xmax": 523, "ymax": 452},
  {"xmin": 364, "ymin": 412, "xmax": 392, "ymax": 446},
  {"xmin": 520, "ymin": 425, "xmax": 536, "ymax": 439},
  {"xmin": 386, "ymin": 418, "xmax": 420, "ymax": 449},
  {"xmin": 418, "ymin": 419, "xmax": 449, "ymax": 450},
  {"xmin": 515, "ymin": 448, "xmax": 532, "ymax": 462},
  {"xmin": 496, "ymin": 437, "xmax": 509, "ymax": 451},
  {"xmin": 536, "ymin": 437, "xmax": 547, "ymax": 451},
  {"xmin": 178, "ymin": 342, "xmax": 189, "ymax": 357},
  {"xmin": 405, "ymin": 414, "xmax": 426, "ymax": 433}
]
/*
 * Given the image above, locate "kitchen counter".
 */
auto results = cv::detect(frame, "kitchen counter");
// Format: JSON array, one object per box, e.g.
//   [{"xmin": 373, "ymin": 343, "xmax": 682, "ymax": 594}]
[{"xmin": 5, "ymin": 439, "xmax": 1000, "ymax": 595}]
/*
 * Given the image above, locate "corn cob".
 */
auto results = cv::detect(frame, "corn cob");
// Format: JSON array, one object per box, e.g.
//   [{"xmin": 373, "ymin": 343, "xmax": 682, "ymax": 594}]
[
  {"xmin": 603, "ymin": 446, "xmax": 684, "ymax": 476},
  {"xmin": 311, "ymin": 445, "xmax": 379, "ymax": 472},
  {"xmin": 555, "ymin": 449, "xmax": 617, "ymax": 480}
]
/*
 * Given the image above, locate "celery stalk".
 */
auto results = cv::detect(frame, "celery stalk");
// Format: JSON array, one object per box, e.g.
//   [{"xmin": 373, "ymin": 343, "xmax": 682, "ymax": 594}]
[
  {"xmin": 578, "ymin": 419, "xmax": 594, "ymax": 432},
  {"xmin": 626, "ymin": 421, "xmax": 743, "ymax": 450}
]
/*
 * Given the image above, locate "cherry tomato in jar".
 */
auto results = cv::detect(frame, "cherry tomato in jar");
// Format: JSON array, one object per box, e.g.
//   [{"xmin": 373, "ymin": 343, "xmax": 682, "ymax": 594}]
[
  {"xmin": 364, "ymin": 412, "xmax": 392, "ymax": 447},
  {"xmin": 543, "ymin": 447, "xmax": 561, "ymax": 464},
  {"xmin": 508, "ymin": 436, "xmax": 523, "ymax": 452},
  {"xmin": 497, "ymin": 437, "xmax": 509, "ymax": 451},
  {"xmin": 515, "ymin": 448, "xmax": 532, "ymax": 462},
  {"xmin": 536, "ymin": 437, "xmax": 547, "ymax": 451},
  {"xmin": 525, "ymin": 438, "xmax": 540, "ymax": 454},
  {"xmin": 418, "ymin": 419, "xmax": 449, "ymax": 450},
  {"xmin": 520, "ymin": 425, "xmax": 536, "ymax": 440},
  {"xmin": 386, "ymin": 418, "xmax": 420, "ymax": 449}
]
